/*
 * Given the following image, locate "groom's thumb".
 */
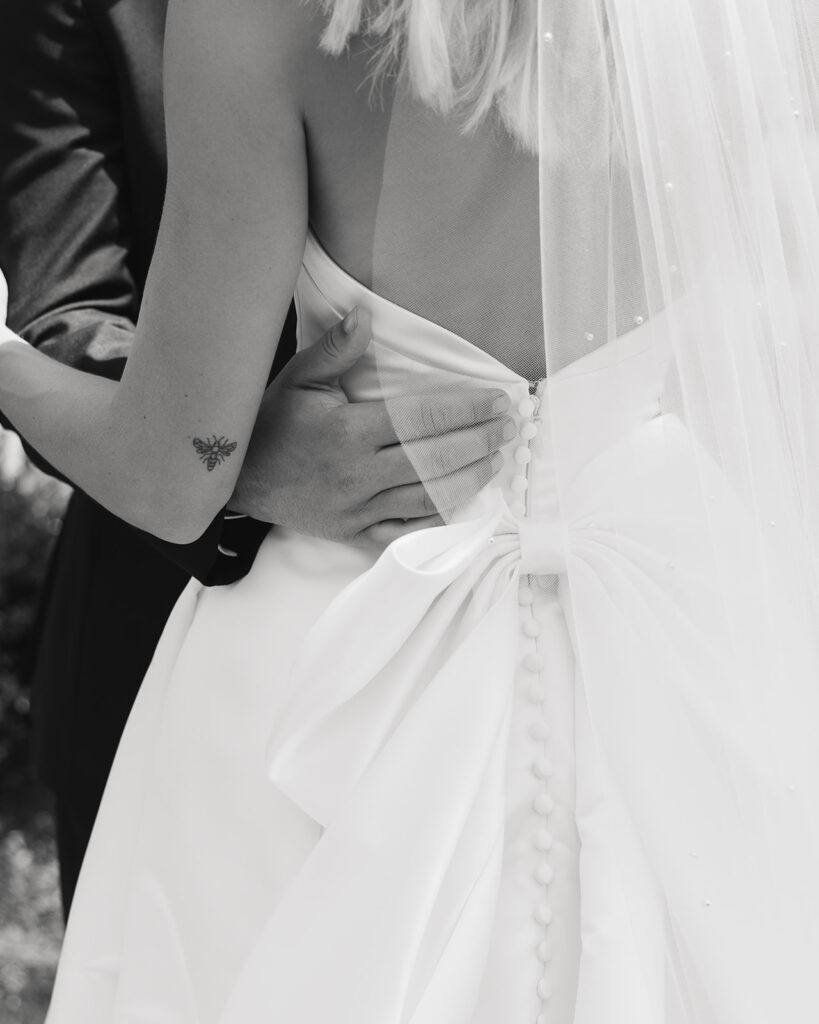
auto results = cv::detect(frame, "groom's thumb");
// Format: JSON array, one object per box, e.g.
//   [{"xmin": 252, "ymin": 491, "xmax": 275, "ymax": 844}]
[{"xmin": 299, "ymin": 306, "xmax": 372, "ymax": 385}]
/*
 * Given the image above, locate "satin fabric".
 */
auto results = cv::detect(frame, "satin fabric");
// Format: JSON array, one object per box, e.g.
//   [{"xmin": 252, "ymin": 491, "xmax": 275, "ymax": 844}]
[{"xmin": 45, "ymin": 233, "xmax": 819, "ymax": 1024}]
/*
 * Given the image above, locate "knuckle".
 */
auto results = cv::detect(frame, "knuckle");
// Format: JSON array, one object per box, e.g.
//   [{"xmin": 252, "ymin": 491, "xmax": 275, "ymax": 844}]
[
  {"xmin": 426, "ymin": 445, "xmax": 449, "ymax": 480},
  {"xmin": 354, "ymin": 494, "xmax": 379, "ymax": 526},
  {"xmin": 322, "ymin": 325, "xmax": 343, "ymax": 359},
  {"xmin": 421, "ymin": 400, "xmax": 450, "ymax": 436},
  {"xmin": 332, "ymin": 413, "xmax": 369, "ymax": 455},
  {"xmin": 483, "ymin": 423, "xmax": 499, "ymax": 458},
  {"xmin": 337, "ymin": 466, "xmax": 364, "ymax": 499},
  {"xmin": 418, "ymin": 403, "xmax": 435, "ymax": 436}
]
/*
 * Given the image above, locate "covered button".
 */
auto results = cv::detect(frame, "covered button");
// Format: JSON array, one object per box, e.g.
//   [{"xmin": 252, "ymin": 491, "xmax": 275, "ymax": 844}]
[
  {"xmin": 534, "ymin": 902, "xmax": 554, "ymax": 926},
  {"xmin": 534, "ymin": 792, "xmax": 554, "ymax": 815},
  {"xmin": 537, "ymin": 940, "xmax": 553, "ymax": 963},
  {"xmin": 534, "ymin": 862, "xmax": 554, "ymax": 885},
  {"xmin": 538, "ymin": 977, "xmax": 553, "ymax": 1001}
]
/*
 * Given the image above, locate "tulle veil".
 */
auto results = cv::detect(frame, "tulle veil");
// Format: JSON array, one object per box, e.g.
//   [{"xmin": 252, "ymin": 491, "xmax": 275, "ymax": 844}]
[{"xmin": 531, "ymin": 0, "xmax": 819, "ymax": 1018}]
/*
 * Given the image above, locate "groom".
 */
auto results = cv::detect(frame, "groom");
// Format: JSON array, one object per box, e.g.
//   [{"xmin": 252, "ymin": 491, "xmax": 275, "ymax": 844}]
[{"xmin": 0, "ymin": 0, "xmax": 508, "ymax": 913}]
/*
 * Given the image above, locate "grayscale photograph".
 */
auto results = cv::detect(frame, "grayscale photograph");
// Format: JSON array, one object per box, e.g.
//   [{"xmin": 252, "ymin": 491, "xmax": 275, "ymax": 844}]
[{"xmin": 0, "ymin": 1, "xmax": 818, "ymax": 1021}]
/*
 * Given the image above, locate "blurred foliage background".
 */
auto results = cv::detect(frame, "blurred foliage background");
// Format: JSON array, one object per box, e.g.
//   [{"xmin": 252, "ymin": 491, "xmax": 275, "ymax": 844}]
[{"xmin": 0, "ymin": 429, "xmax": 68, "ymax": 1023}]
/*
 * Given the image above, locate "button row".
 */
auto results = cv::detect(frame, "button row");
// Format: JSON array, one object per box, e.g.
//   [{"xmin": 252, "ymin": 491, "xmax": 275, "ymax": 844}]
[{"xmin": 515, "ymin": 386, "xmax": 555, "ymax": 1022}]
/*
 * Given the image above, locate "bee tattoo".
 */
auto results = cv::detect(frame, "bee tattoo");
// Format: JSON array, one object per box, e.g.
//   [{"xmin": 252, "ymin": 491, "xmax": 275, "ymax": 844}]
[{"xmin": 192, "ymin": 435, "xmax": 238, "ymax": 472}]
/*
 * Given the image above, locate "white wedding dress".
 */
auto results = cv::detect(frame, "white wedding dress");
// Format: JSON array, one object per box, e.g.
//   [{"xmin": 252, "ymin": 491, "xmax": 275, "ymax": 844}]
[{"xmin": 44, "ymin": 230, "xmax": 819, "ymax": 1024}]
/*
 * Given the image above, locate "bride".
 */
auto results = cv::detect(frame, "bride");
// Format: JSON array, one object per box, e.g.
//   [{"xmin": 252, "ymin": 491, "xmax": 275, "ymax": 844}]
[{"xmin": 2, "ymin": 0, "xmax": 819, "ymax": 1021}]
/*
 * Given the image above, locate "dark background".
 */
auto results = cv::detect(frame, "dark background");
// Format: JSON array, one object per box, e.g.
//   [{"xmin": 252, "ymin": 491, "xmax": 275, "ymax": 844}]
[{"xmin": 0, "ymin": 428, "xmax": 66, "ymax": 1023}]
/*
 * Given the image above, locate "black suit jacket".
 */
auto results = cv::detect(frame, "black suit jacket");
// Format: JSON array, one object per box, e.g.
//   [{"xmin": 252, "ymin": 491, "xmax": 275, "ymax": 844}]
[{"xmin": 0, "ymin": 0, "xmax": 295, "ymax": 905}]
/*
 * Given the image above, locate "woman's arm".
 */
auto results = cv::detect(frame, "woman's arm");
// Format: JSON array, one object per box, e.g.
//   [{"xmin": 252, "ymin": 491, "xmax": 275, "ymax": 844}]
[{"xmin": 0, "ymin": 0, "xmax": 309, "ymax": 543}]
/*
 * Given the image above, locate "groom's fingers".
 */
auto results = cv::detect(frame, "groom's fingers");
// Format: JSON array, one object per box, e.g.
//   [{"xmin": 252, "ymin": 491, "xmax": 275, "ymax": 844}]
[
  {"xmin": 375, "ymin": 416, "xmax": 516, "ymax": 488},
  {"xmin": 355, "ymin": 441, "xmax": 505, "ymax": 544},
  {"xmin": 355, "ymin": 387, "xmax": 511, "ymax": 447},
  {"xmin": 362, "ymin": 452, "xmax": 503, "ymax": 524},
  {"xmin": 287, "ymin": 306, "xmax": 373, "ymax": 386}
]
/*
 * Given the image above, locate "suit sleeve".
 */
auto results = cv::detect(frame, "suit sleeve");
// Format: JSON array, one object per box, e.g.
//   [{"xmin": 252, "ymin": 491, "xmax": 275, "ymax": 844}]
[{"xmin": 0, "ymin": 0, "xmax": 270, "ymax": 585}]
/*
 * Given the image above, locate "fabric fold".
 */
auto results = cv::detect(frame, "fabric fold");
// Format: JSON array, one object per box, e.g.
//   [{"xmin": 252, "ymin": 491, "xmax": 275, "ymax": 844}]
[
  {"xmin": 268, "ymin": 487, "xmax": 574, "ymax": 827},
  {"xmin": 233, "ymin": 489, "xmax": 589, "ymax": 1022},
  {"xmin": 243, "ymin": 411, "xmax": 819, "ymax": 1023}
]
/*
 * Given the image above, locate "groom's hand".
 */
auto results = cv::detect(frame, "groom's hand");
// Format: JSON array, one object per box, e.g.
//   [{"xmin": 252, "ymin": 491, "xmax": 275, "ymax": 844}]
[{"xmin": 229, "ymin": 307, "xmax": 513, "ymax": 549}]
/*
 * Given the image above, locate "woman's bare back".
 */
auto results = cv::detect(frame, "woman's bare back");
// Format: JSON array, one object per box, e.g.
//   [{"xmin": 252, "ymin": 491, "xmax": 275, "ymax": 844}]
[{"xmin": 298, "ymin": 14, "xmax": 547, "ymax": 380}]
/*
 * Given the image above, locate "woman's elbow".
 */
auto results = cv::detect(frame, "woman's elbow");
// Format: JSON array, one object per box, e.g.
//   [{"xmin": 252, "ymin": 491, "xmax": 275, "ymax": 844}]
[
  {"xmin": 125, "ymin": 480, "xmax": 230, "ymax": 547},
  {"xmin": 140, "ymin": 512, "xmax": 213, "ymax": 547}
]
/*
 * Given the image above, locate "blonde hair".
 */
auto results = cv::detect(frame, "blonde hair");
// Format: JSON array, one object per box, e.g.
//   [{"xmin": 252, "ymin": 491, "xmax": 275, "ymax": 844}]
[{"xmin": 318, "ymin": 0, "xmax": 539, "ymax": 149}]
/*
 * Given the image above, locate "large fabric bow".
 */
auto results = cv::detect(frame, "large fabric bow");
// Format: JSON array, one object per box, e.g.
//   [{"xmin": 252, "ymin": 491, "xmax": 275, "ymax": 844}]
[{"xmin": 221, "ymin": 416, "xmax": 819, "ymax": 1024}]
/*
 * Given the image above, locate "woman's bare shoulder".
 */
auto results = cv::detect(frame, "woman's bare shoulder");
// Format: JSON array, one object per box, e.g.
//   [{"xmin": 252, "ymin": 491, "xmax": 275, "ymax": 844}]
[{"xmin": 165, "ymin": 0, "xmax": 325, "ymax": 109}]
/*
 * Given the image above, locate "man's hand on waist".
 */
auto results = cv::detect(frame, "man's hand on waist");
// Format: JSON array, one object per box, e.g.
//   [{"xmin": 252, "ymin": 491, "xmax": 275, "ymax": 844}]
[{"xmin": 230, "ymin": 308, "xmax": 514, "ymax": 550}]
